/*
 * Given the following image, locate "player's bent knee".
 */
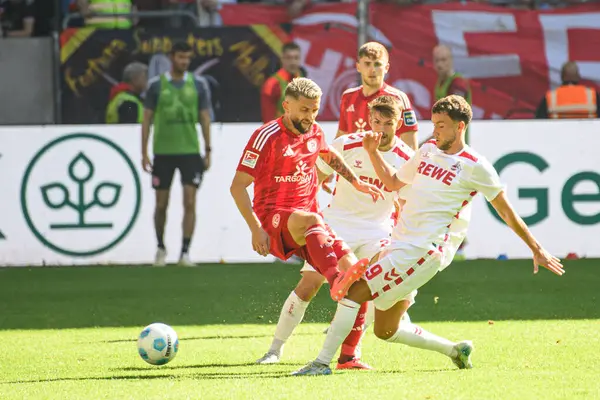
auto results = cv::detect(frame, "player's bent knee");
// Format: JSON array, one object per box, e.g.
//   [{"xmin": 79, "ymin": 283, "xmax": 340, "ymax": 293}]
[
  {"xmin": 346, "ymin": 280, "xmax": 372, "ymax": 304},
  {"xmin": 373, "ymin": 325, "xmax": 396, "ymax": 340},
  {"xmin": 295, "ymin": 272, "xmax": 324, "ymax": 301},
  {"xmin": 304, "ymin": 213, "xmax": 323, "ymax": 228}
]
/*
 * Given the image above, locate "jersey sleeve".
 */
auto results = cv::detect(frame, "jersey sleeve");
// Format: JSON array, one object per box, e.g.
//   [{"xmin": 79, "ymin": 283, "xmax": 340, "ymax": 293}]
[
  {"xmin": 337, "ymin": 94, "xmax": 349, "ymax": 133},
  {"xmin": 470, "ymin": 158, "xmax": 504, "ymax": 202},
  {"xmin": 236, "ymin": 128, "xmax": 272, "ymax": 178},
  {"xmin": 397, "ymin": 108, "xmax": 419, "ymax": 134},
  {"xmin": 144, "ymin": 79, "xmax": 160, "ymax": 111},
  {"xmin": 395, "ymin": 146, "xmax": 422, "ymax": 184}
]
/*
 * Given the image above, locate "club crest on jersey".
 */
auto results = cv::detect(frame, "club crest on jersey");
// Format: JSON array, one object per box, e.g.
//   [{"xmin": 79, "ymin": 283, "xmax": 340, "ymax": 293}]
[
  {"xmin": 306, "ymin": 139, "xmax": 318, "ymax": 154},
  {"xmin": 241, "ymin": 150, "xmax": 259, "ymax": 168},
  {"xmin": 450, "ymin": 161, "xmax": 463, "ymax": 173},
  {"xmin": 354, "ymin": 160, "xmax": 363, "ymax": 168},
  {"xmin": 272, "ymin": 213, "xmax": 281, "ymax": 228},
  {"xmin": 403, "ymin": 110, "xmax": 417, "ymax": 127}
]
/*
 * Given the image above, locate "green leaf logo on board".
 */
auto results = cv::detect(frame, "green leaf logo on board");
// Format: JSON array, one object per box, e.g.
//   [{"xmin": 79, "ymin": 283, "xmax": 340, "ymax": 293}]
[{"xmin": 21, "ymin": 133, "xmax": 141, "ymax": 257}]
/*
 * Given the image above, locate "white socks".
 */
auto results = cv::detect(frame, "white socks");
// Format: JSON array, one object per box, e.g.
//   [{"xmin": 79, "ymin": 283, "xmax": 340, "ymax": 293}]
[
  {"xmin": 386, "ymin": 322, "xmax": 455, "ymax": 357},
  {"xmin": 316, "ymin": 298, "xmax": 360, "ymax": 365},
  {"xmin": 268, "ymin": 291, "xmax": 309, "ymax": 354}
]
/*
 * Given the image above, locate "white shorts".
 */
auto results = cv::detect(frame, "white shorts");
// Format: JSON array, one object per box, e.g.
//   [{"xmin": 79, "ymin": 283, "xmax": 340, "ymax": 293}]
[
  {"xmin": 364, "ymin": 243, "xmax": 443, "ymax": 311},
  {"xmin": 300, "ymin": 236, "xmax": 391, "ymax": 274}
]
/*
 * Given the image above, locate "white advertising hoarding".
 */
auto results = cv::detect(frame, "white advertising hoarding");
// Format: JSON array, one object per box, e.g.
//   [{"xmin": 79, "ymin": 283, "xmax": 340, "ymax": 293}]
[{"xmin": 0, "ymin": 120, "xmax": 598, "ymax": 266}]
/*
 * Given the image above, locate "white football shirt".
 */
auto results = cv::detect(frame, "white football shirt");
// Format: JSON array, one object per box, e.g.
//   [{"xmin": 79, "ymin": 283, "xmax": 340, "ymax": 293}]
[
  {"xmin": 317, "ymin": 132, "xmax": 414, "ymax": 241},
  {"xmin": 392, "ymin": 140, "xmax": 504, "ymax": 269}
]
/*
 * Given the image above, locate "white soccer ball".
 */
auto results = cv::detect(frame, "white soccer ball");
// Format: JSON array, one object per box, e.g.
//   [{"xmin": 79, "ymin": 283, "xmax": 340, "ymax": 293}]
[{"xmin": 137, "ymin": 323, "xmax": 179, "ymax": 365}]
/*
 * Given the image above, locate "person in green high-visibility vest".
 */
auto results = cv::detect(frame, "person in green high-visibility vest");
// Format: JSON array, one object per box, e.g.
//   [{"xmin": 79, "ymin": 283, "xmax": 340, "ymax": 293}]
[
  {"xmin": 141, "ymin": 42, "xmax": 212, "ymax": 267},
  {"xmin": 106, "ymin": 62, "xmax": 147, "ymax": 124},
  {"xmin": 77, "ymin": 0, "xmax": 133, "ymax": 29},
  {"xmin": 261, "ymin": 42, "xmax": 306, "ymax": 123},
  {"xmin": 433, "ymin": 44, "xmax": 472, "ymax": 139}
]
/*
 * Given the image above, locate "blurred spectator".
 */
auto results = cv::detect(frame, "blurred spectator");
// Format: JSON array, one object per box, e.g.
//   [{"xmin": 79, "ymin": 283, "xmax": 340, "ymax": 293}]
[
  {"xmin": 0, "ymin": 0, "xmax": 34, "ymax": 37},
  {"xmin": 433, "ymin": 45, "xmax": 472, "ymax": 105},
  {"xmin": 260, "ymin": 42, "xmax": 305, "ymax": 123},
  {"xmin": 535, "ymin": 61, "xmax": 599, "ymax": 119},
  {"xmin": 30, "ymin": 0, "xmax": 54, "ymax": 36},
  {"xmin": 106, "ymin": 62, "xmax": 148, "ymax": 124},
  {"xmin": 76, "ymin": 0, "xmax": 133, "ymax": 28}
]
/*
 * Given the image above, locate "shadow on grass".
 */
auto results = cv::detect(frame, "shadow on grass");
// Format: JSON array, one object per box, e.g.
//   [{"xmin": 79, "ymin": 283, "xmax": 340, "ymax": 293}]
[
  {"xmin": 103, "ymin": 332, "xmax": 321, "ymax": 344},
  {"xmin": 0, "ymin": 260, "xmax": 597, "ymax": 329}
]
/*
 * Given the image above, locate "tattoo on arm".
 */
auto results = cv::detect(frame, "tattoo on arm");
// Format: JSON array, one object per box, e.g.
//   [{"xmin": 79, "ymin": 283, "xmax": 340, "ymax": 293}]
[{"xmin": 326, "ymin": 151, "xmax": 357, "ymax": 183}]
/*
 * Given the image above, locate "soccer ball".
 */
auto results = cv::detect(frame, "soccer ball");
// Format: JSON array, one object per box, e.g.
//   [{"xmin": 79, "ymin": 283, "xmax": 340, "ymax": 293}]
[{"xmin": 137, "ymin": 323, "xmax": 179, "ymax": 365}]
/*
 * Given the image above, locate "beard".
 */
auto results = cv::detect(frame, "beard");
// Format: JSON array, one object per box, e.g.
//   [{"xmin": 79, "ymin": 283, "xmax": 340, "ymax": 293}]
[
  {"xmin": 436, "ymin": 132, "xmax": 457, "ymax": 151},
  {"xmin": 292, "ymin": 117, "xmax": 311, "ymax": 134}
]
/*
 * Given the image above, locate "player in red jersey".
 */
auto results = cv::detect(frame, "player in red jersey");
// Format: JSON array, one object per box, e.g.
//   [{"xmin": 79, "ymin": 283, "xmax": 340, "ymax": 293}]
[
  {"xmin": 337, "ymin": 42, "xmax": 419, "ymax": 151},
  {"xmin": 230, "ymin": 77, "xmax": 385, "ymax": 302}
]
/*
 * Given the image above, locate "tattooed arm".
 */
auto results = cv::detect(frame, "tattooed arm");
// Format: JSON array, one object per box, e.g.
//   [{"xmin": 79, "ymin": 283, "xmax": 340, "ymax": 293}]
[
  {"xmin": 319, "ymin": 146, "xmax": 358, "ymax": 184},
  {"xmin": 319, "ymin": 145, "xmax": 385, "ymax": 201}
]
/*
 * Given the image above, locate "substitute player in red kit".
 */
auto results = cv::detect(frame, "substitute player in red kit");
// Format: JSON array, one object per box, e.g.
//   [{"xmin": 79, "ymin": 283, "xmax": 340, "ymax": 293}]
[
  {"xmin": 337, "ymin": 42, "xmax": 419, "ymax": 150},
  {"xmin": 230, "ymin": 77, "xmax": 385, "ymax": 301}
]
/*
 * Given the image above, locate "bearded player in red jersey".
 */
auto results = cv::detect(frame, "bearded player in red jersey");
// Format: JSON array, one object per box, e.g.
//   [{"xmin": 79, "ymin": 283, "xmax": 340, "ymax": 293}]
[
  {"xmin": 230, "ymin": 77, "xmax": 385, "ymax": 302},
  {"xmin": 337, "ymin": 42, "xmax": 419, "ymax": 150}
]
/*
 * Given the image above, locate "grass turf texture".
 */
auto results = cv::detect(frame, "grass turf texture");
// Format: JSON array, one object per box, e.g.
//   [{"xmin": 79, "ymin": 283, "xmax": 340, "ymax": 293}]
[{"xmin": 0, "ymin": 259, "xmax": 598, "ymax": 399}]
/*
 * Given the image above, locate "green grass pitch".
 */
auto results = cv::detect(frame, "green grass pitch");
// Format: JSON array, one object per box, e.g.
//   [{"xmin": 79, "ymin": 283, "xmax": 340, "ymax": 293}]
[{"xmin": 0, "ymin": 259, "xmax": 598, "ymax": 399}]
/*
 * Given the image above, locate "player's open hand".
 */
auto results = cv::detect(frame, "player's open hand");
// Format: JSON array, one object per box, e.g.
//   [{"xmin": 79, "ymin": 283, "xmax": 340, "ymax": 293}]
[
  {"xmin": 353, "ymin": 180, "xmax": 385, "ymax": 202},
  {"xmin": 251, "ymin": 227, "xmax": 270, "ymax": 257},
  {"xmin": 142, "ymin": 154, "xmax": 152, "ymax": 173},
  {"xmin": 532, "ymin": 248, "xmax": 564, "ymax": 276},
  {"xmin": 363, "ymin": 131, "xmax": 383, "ymax": 153}
]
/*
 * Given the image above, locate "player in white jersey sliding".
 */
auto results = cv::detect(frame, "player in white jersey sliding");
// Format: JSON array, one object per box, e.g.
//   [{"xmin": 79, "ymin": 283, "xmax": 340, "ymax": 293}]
[
  {"xmin": 292, "ymin": 94, "xmax": 565, "ymax": 376},
  {"xmin": 256, "ymin": 96, "xmax": 425, "ymax": 370}
]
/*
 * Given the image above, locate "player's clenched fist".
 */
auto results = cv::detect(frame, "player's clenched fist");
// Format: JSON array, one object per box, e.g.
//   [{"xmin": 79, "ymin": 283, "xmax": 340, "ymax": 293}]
[
  {"xmin": 362, "ymin": 131, "xmax": 382, "ymax": 153},
  {"xmin": 251, "ymin": 227, "xmax": 271, "ymax": 257}
]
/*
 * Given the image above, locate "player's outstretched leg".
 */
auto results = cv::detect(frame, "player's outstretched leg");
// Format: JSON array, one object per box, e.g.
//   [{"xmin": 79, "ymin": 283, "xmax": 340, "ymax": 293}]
[
  {"xmin": 256, "ymin": 272, "xmax": 324, "ymax": 364},
  {"xmin": 287, "ymin": 211, "xmax": 368, "ymax": 301},
  {"xmin": 292, "ymin": 281, "xmax": 373, "ymax": 376},
  {"xmin": 373, "ymin": 301, "xmax": 474, "ymax": 370}
]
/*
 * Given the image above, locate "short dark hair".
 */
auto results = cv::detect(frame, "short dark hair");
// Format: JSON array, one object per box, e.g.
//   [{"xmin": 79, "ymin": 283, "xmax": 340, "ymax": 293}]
[
  {"xmin": 358, "ymin": 42, "xmax": 389, "ymax": 62},
  {"xmin": 170, "ymin": 41, "xmax": 192, "ymax": 54},
  {"xmin": 432, "ymin": 95, "xmax": 472, "ymax": 125},
  {"xmin": 368, "ymin": 96, "xmax": 402, "ymax": 121},
  {"xmin": 282, "ymin": 42, "xmax": 301, "ymax": 54}
]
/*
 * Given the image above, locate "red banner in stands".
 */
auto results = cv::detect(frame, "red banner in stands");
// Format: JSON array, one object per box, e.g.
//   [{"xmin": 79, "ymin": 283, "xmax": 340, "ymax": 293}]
[{"xmin": 221, "ymin": 3, "xmax": 600, "ymax": 121}]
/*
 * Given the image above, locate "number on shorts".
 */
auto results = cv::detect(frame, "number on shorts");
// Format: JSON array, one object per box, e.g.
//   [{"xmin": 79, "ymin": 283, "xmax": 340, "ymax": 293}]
[{"xmin": 365, "ymin": 264, "xmax": 383, "ymax": 281}]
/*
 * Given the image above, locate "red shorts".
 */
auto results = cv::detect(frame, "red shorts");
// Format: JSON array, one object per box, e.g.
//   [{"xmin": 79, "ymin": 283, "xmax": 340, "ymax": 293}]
[{"xmin": 262, "ymin": 210, "xmax": 351, "ymax": 265}]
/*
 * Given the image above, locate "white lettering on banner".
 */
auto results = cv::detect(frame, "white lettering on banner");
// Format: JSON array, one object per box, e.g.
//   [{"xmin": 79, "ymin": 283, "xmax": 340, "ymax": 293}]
[
  {"xmin": 432, "ymin": 11, "xmax": 522, "ymax": 79},
  {"xmin": 296, "ymin": 38, "xmax": 344, "ymax": 110},
  {"xmin": 539, "ymin": 14, "xmax": 600, "ymax": 88}
]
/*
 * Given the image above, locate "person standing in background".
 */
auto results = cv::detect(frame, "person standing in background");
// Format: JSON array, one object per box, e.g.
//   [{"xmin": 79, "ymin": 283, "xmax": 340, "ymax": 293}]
[
  {"xmin": 261, "ymin": 42, "xmax": 306, "ymax": 123},
  {"xmin": 141, "ymin": 42, "xmax": 212, "ymax": 267},
  {"xmin": 106, "ymin": 62, "xmax": 148, "ymax": 124},
  {"xmin": 535, "ymin": 61, "xmax": 599, "ymax": 119}
]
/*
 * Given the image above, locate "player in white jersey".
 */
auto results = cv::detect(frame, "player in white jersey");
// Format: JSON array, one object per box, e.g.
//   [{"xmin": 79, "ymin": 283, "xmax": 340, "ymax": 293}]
[
  {"xmin": 256, "ymin": 96, "xmax": 424, "ymax": 370},
  {"xmin": 293, "ymin": 95, "xmax": 565, "ymax": 376}
]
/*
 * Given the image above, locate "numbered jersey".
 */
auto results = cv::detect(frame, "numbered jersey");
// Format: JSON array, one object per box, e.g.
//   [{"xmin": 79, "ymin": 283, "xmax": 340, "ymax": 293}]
[
  {"xmin": 317, "ymin": 132, "xmax": 414, "ymax": 240},
  {"xmin": 391, "ymin": 140, "xmax": 504, "ymax": 268},
  {"xmin": 338, "ymin": 84, "xmax": 419, "ymax": 137}
]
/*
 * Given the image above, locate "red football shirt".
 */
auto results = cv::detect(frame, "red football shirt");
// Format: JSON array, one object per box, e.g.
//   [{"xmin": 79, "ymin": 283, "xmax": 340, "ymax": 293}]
[
  {"xmin": 338, "ymin": 83, "xmax": 419, "ymax": 137},
  {"xmin": 236, "ymin": 117, "xmax": 329, "ymax": 222}
]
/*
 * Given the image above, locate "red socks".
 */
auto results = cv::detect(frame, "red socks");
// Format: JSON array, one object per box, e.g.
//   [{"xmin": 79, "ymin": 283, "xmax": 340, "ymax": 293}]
[
  {"xmin": 340, "ymin": 302, "xmax": 367, "ymax": 358},
  {"xmin": 304, "ymin": 224, "xmax": 340, "ymax": 285}
]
